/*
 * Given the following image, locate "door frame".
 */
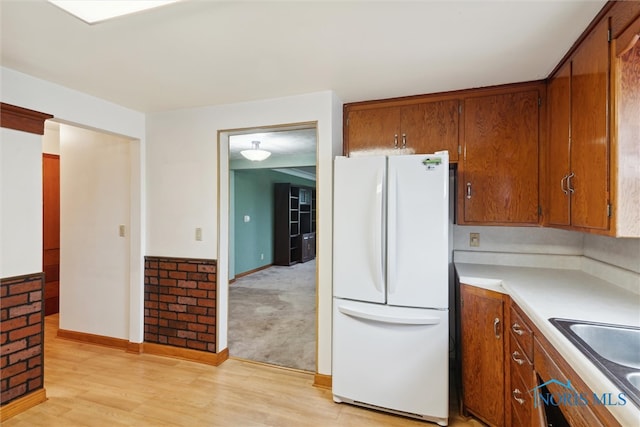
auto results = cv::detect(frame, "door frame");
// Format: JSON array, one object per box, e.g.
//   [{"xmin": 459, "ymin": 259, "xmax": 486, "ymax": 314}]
[{"xmin": 217, "ymin": 121, "xmax": 319, "ymax": 370}]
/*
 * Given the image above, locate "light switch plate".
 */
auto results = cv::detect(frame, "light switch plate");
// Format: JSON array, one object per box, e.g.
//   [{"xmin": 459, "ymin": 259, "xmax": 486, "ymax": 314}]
[
  {"xmin": 469, "ymin": 232, "xmax": 480, "ymax": 247},
  {"xmin": 195, "ymin": 227, "xmax": 202, "ymax": 241}
]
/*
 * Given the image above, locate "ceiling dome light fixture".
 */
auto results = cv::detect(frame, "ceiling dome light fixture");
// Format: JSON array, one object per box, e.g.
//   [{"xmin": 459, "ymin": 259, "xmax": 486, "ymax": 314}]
[
  {"xmin": 241, "ymin": 141, "xmax": 271, "ymax": 162},
  {"xmin": 48, "ymin": 1, "xmax": 181, "ymax": 25}
]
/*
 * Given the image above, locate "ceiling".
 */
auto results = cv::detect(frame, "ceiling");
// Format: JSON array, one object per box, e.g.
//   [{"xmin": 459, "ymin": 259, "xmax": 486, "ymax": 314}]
[
  {"xmin": 0, "ymin": 0, "xmax": 607, "ymax": 114},
  {"xmin": 229, "ymin": 127, "xmax": 317, "ymax": 179},
  {"xmin": 228, "ymin": 127, "xmax": 316, "ymax": 161}
]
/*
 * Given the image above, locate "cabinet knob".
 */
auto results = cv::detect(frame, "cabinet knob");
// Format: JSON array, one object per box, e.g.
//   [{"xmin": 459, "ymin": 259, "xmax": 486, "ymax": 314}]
[
  {"xmin": 394, "ymin": 134, "xmax": 398, "ymax": 149},
  {"xmin": 402, "ymin": 133, "xmax": 407, "ymax": 149},
  {"xmin": 493, "ymin": 317, "xmax": 501, "ymax": 339},
  {"xmin": 466, "ymin": 182, "xmax": 472, "ymax": 199}
]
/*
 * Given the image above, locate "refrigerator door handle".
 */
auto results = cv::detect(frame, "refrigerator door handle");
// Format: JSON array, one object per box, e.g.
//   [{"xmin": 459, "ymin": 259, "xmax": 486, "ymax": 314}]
[
  {"xmin": 387, "ymin": 168, "xmax": 397, "ymax": 296},
  {"xmin": 338, "ymin": 306, "xmax": 441, "ymax": 326},
  {"xmin": 373, "ymin": 168, "xmax": 385, "ymax": 294}
]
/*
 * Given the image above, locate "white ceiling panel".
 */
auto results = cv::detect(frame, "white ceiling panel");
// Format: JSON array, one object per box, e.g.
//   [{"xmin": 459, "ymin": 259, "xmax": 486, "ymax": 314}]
[{"xmin": 1, "ymin": 0, "xmax": 607, "ymax": 113}]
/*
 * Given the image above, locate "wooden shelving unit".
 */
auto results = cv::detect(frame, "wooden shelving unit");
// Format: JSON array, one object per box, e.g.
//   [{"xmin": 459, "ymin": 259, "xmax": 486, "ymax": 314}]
[{"xmin": 274, "ymin": 183, "xmax": 316, "ymax": 266}]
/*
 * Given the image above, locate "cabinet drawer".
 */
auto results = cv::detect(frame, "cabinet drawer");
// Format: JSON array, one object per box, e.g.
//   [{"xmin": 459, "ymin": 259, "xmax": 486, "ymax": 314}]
[
  {"xmin": 510, "ymin": 306, "xmax": 533, "ymax": 360},
  {"xmin": 533, "ymin": 337, "xmax": 610, "ymax": 427},
  {"xmin": 510, "ymin": 333, "xmax": 533, "ymax": 387},
  {"xmin": 510, "ymin": 365, "xmax": 532, "ymax": 426},
  {"xmin": 511, "ymin": 399, "xmax": 528, "ymax": 427}
]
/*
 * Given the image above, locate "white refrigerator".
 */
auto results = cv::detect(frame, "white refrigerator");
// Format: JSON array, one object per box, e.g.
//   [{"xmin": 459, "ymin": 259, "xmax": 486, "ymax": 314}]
[{"xmin": 332, "ymin": 152, "xmax": 449, "ymax": 426}]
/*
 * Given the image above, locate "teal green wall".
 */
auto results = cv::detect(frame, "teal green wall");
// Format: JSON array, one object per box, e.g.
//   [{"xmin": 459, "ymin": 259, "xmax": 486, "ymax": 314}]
[{"xmin": 233, "ymin": 169, "xmax": 315, "ymax": 276}]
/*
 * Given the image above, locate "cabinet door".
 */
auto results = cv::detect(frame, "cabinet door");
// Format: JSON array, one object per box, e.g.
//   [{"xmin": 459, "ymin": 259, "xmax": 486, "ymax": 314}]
[
  {"xmin": 460, "ymin": 284, "xmax": 505, "ymax": 427},
  {"xmin": 345, "ymin": 107, "xmax": 400, "ymax": 155},
  {"xmin": 462, "ymin": 90, "xmax": 540, "ymax": 224},
  {"xmin": 571, "ymin": 18, "xmax": 610, "ymax": 230},
  {"xmin": 547, "ymin": 61, "xmax": 572, "ymax": 226},
  {"xmin": 43, "ymin": 153, "xmax": 60, "ymax": 316},
  {"xmin": 613, "ymin": 17, "xmax": 640, "ymax": 237},
  {"xmin": 400, "ymin": 100, "xmax": 460, "ymax": 160}
]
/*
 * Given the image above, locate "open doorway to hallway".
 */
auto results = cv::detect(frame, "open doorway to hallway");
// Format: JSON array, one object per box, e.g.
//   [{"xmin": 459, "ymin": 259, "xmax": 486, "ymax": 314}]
[
  {"xmin": 226, "ymin": 124, "xmax": 317, "ymax": 372},
  {"xmin": 41, "ymin": 122, "xmax": 134, "ymax": 340}
]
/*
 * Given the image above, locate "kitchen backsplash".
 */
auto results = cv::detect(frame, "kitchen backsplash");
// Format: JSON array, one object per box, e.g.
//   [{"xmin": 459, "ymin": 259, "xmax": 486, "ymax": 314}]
[
  {"xmin": 452, "ymin": 226, "xmax": 583, "ymax": 255},
  {"xmin": 453, "ymin": 225, "xmax": 640, "ymax": 273},
  {"xmin": 584, "ymin": 234, "xmax": 640, "ymax": 274}
]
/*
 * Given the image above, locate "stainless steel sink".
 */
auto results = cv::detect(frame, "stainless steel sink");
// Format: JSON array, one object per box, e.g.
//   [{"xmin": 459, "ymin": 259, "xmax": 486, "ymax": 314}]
[
  {"xmin": 568, "ymin": 322, "xmax": 640, "ymax": 369},
  {"xmin": 550, "ymin": 318, "xmax": 640, "ymax": 408},
  {"xmin": 628, "ymin": 372, "xmax": 640, "ymax": 390}
]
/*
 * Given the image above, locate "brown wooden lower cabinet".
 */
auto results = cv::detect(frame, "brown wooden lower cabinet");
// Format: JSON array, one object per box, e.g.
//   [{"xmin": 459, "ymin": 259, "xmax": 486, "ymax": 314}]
[
  {"xmin": 460, "ymin": 283, "xmax": 506, "ymax": 426},
  {"xmin": 533, "ymin": 334, "xmax": 621, "ymax": 427},
  {"xmin": 460, "ymin": 285, "xmax": 623, "ymax": 427},
  {"xmin": 508, "ymin": 303, "xmax": 535, "ymax": 426}
]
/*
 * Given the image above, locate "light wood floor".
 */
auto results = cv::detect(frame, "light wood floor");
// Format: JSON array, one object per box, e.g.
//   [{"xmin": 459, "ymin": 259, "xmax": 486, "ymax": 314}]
[{"xmin": 4, "ymin": 315, "xmax": 485, "ymax": 426}]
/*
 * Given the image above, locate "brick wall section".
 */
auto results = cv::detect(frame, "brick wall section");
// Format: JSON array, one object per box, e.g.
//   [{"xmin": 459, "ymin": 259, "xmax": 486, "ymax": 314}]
[
  {"xmin": 0, "ymin": 273, "xmax": 44, "ymax": 405},
  {"xmin": 144, "ymin": 256, "xmax": 217, "ymax": 352}
]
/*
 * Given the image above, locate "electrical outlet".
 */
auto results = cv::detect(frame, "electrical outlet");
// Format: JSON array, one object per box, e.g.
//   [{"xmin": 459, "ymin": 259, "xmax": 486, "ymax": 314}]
[
  {"xmin": 195, "ymin": 227, "xmax": 202, "ymax": 241},
  {"xmin": 469, "ymin": 232, "xmax": 480, "ymax": 247}
]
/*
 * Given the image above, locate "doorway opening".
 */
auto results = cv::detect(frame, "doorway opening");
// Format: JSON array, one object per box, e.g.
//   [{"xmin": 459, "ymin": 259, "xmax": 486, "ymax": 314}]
[
  {"xmin": 225, "ymin": 123, "xmax": 318, "ymax": 372},
  {"xmin": 41, "ymin": 121, "xmax": 138, "ymax": 341}
]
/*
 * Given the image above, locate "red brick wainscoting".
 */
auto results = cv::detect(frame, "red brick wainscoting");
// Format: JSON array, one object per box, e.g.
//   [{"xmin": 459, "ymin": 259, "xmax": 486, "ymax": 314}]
[
  {"xmin": 144, "ymin": 256, "xmax": 217, "ymax": 353},
  {"xmin": 0, "ymin": 273, "xmax": 45, "ymax": 406}
]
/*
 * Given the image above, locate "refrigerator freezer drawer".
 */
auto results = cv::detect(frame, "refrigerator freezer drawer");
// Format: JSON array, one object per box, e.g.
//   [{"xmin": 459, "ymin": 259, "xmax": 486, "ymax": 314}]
[{"xmin": 332, "ymin": 299, "xmax": 449, "ymax": 425}]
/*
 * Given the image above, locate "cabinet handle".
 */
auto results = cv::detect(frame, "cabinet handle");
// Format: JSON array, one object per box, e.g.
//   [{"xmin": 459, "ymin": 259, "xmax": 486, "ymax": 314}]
[
  {"xmin": 466, "ymin": 182, "xmax": 472, "ymax": 199},
  {"xmin": 493, "ymin": 317, "xmax": 501, "ymax": 339},
  {"xmin": 560, "ymin": 174, "xmax": 569, "ymax": 195},
  {"xmin": 567, "ymin": 172, "xmax": 575, "ymax": 194},
  {"xmin": 512, "ymin": 323, "xmax": 524, "ymax": 336},
  {"xmin": 512, "ymin": 351, "xmax": 525, "ymax": 365},
  {"xmin": 402, "ymin": 133, "xmax": 407, "ymax": 149},
  {"xmin": 394, "ymin": 134, "xmax": 398, "ymax": 149},
  {"xmin": 512, "ymin": 388, "xmax": 525, "ymax": 405},
  {"xmin": 619, "ymin": 33, "xmax": 640, "ymax": 57}
]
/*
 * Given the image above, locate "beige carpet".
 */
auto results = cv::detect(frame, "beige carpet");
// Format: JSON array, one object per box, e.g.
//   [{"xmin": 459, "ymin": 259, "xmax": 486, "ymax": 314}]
[{"xmin": 228, "ymin": 259, "xmax": 316, "ymax": 371}]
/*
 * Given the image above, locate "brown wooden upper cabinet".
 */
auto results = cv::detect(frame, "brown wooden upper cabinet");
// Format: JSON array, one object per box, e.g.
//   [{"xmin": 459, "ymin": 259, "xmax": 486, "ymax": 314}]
[
  {"xmin": 547, "ymin": 18, "xmax": 609, "ymax": 232},
  {"xmin": 547, "ymin": 61, "xmax": 572, "ymax": 227},
  {"xmin": 344, "ymin": 98, "xmax": 460, "ymax": 160},
  {"xmin": 611, "ymin": 15, "xmax": 640, "ymax": 237},
  {"xmin": 460, "ymin": 87, "xmax": 541, "ymax": 225},
  {"xmin": 546, "ymin": 10, "xmax": 640, "ymax": 237}
]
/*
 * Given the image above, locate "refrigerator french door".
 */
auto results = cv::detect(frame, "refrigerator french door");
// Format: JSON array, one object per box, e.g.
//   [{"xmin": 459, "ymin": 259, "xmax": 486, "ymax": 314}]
[{"xmin": 332, "ymin": 153, "xmax": 449, "ymax": 426}]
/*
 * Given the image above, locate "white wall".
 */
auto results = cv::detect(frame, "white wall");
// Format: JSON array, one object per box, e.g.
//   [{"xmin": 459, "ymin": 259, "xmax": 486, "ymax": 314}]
[
  {"xmin": 42, "ymin": 121, "xmax": 60, "ymax": 154},
  {"xmin": 58, "ymin": 125, "xmax": 131, "ymax": 339},
  {"xmin": 454, "ymin": 224, "xmax": 640, "ymax": 290},
  {"xmin": 584, "ymin": 234, "xmax": 640, "ymax": 273},
  {"xmin": 2, "ymin": 68, "xmax": 144, "ymax": 140},
  {"xmin": 453, "ymin": 225, "xmax": 584, "ymax": 255},
  {"xmin": 0, "ymin": 128, "xmax": 43, "ymax": 278},
  {"xmin": 146, "ymin": 90, "xmax": 342, "ymax": 375},
  {"xmin": 453, "ymin": 225, "xmax": 640, "ymax": 275},
  {"xmin": 2, "ymin": 67, "xmax": 146, "ymax": 343}
]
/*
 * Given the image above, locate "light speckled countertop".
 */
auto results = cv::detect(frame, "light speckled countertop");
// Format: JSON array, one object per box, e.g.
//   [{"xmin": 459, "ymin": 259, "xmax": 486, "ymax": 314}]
[{"xmin": 455, "ymin": 262, "xmax": 640, "ymax": 426}]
